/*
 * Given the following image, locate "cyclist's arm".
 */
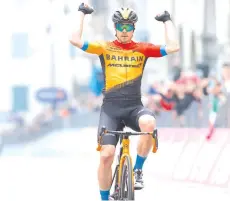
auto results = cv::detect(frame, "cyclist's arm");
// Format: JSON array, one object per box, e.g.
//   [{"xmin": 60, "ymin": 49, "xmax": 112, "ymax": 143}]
[
  {"xmin": 80, "ymin": 41, "xmax": 104, "ymax": 55},
  {"xmin": 69, "ymin": 12, "xmax": 85, "ymax": 48},
  {"xmin": 164, "ymin": 20, "xmax": 180, "ymax": 54},
  {"xmin": 142, "ymin": 43, "xmax": 168, "ymax": 57},
  {"xmin": 69, "ymin": 12, "xmax": 103, "ymax": 55},
  {"xmin": 143, "ymin": 20, "xmax": 179, "ymax": 57}
]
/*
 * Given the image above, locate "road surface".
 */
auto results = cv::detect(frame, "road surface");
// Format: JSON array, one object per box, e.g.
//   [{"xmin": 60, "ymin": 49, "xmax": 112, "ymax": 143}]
[{"xmin": 0, "ymin": 129, "xmax": 229, "ymax": 201}]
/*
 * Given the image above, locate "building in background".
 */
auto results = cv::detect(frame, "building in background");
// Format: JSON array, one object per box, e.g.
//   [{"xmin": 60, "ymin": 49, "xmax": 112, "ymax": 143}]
[{"xmin": 0, "ymin": 0, "xmax": 229, "ymax": 114}]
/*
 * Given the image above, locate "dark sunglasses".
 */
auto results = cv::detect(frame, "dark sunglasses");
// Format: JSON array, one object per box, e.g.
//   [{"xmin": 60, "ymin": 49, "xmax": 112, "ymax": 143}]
[{"xmin": 115, "ymin": 23, "xmax": 134, "ymax": 32}]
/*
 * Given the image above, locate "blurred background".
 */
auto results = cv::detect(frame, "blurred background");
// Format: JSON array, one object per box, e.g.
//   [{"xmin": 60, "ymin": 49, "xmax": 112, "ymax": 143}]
[{"xmin": 0, "ymin": 0, "xmax": 229, "ymax": 200}]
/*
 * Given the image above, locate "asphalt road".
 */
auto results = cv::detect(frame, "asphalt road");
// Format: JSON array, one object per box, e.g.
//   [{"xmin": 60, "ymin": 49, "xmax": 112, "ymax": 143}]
[{"xmin": 0, "ymin": 129, "xmax": 229, "ymax": 201}]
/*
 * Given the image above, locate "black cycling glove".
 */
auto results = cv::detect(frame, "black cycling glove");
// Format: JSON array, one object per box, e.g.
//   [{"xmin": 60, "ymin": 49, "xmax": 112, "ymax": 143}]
[
  {"xmin": 155, "ymin": 11, "xmax": 171, "ymax": 23},
  {"xmin": 78, "ymin": 3, "xmax": 94, "ymax": 15}
]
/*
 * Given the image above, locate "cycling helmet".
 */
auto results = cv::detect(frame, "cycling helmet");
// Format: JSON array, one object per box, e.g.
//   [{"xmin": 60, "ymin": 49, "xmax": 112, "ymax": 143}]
[{"xmin": 112, "ymin": 7, "xmax": 138, "ymax": 24}]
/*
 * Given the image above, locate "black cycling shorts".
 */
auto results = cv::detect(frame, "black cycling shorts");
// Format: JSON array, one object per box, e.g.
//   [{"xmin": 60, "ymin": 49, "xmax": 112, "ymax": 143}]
[{"xmin": 97, "ymin": 100, "xmax": 155, "ymax": 146}]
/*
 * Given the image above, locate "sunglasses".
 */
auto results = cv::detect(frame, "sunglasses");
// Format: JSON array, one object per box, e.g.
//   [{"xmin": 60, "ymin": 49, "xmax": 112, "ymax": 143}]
[{"xmin": 115, "ymin": 23, "xmax": 134, "ymax": 32}]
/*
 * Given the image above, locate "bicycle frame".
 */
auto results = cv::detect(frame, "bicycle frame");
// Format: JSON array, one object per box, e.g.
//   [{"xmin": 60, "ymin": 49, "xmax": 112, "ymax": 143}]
[
  {"xmin": 96, "ymin": 127, "xmax": 158, "ymax": 190},
  {"xmin": 117, "ymin": 135, "xmax": 132, "ymax": 186},
  {"xmin": 96, "ymin": 134, "xmax": 132, "ymax": 188}
]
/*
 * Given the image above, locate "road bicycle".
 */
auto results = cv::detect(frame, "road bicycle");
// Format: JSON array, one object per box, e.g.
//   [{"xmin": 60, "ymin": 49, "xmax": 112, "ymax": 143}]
[{"xmin": 97, "ymin": 126, "xmax": 158, "ymax": 200}]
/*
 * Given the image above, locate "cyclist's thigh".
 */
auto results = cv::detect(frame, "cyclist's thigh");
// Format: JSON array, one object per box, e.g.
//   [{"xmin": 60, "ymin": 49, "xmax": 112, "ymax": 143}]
[
  {"xmin": 98, "ymin": 107, "xmax": 124, "ymax": 146},
  {"xmin": 126, "ymin": 105, "xmax": 155, "ymax": 131}
]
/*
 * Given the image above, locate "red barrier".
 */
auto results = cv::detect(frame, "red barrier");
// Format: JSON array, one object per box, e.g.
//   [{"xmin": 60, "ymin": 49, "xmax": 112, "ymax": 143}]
[{"xmin": 157, "ymin": 128, "xmax": 230, "ymax": 188}]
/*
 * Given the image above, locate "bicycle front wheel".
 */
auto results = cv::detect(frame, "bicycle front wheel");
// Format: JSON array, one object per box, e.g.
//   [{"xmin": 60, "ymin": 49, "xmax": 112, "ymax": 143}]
[{"xmin": 119, "ymin": 156, "xmax": 134, "ymax": 200}]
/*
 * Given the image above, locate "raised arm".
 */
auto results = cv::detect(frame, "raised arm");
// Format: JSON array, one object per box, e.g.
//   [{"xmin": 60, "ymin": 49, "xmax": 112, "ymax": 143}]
[
  {"xmin": 69, "ymin": 3, "xmax": 94, "ymax": 48},
  {"xmin": 155, "ymin": 11, "xmax": 180, "ymax": 54}
]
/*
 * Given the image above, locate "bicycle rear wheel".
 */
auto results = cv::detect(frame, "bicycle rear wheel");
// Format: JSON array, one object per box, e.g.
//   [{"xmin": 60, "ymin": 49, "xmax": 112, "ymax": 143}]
[{"xmin": 119, "ymin": 156, "xmax": 134, "ymax": 200}]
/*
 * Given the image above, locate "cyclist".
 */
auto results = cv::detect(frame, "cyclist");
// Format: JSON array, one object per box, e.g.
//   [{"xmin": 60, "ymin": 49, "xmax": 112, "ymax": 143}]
[{"xmin": 69, "ymin": 3, "xmax": 179, "ymax": 200}]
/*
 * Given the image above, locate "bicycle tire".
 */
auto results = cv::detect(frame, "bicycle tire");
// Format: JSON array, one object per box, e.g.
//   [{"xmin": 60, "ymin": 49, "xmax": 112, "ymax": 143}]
[
  {"xmin": 119, "ymin": 156, "xmax": 134, "ymax": 200},
  {"xmin": 109, "ymin": 146, "xmax": 124, "ymax": 200},
  {"xmin": 111, "ymin": 157, "xmax": 120, "ymax": 199}
]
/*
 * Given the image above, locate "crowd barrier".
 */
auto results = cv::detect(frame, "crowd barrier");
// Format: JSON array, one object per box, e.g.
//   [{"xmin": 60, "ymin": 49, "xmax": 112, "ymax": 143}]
[{"xmin": 154, "ymin": 128, "xmax": 230, "ymax": 188}]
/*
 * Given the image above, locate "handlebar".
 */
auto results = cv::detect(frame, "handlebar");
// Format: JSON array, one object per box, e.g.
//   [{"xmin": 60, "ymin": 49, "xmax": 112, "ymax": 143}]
[{"xmin": 97, "ymin": 126, "xmax": 158, "ymax": 153}]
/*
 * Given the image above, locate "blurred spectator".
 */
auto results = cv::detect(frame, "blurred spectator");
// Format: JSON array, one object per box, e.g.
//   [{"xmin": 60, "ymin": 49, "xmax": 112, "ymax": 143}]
[
  {"xmin": 222, "ymin": 62, "xmax": 230, "ymax": 93},
  {"xmin": 89, "ymin": 62, "xmax": 104, "ymax": 97},
  {"xmin": 8, "ymin": 112, "xmax": 25, "ymax": 128},
  {"xmin": 173, "ymin": 80, "xmax": 202, "ymax": 127},
  {"xmin": 148, "ymin": 82, "xmax": 159, "ymax": 95},
  {"xmin": 145, "ymin": 72, "xmax": 204, "ymax": 127},
  {"xmin": 172, "ymin": 65, "xmax": 182, "ymax": 81}
]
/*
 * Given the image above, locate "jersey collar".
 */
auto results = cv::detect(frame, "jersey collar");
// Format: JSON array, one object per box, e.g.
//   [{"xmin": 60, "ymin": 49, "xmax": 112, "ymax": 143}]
[{"xmin": 113, "ymin": 40, "xmax": 136, "ymax": 50}]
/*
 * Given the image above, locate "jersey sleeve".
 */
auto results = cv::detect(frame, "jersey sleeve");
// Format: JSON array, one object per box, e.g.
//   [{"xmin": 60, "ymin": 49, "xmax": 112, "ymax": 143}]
[
  {"xmin": 143, "ymin": 43, "xmax": 167, "ymax": 58},
  {"xmin": 80, "ymin": 41, "xmax": 104, "ymax": 55}
]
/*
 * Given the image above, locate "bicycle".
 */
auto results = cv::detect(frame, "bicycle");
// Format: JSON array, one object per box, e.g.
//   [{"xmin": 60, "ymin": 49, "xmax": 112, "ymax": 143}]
[{"xmin": 96, "ymin": 126, "xmax": 158, "ymax": 200}]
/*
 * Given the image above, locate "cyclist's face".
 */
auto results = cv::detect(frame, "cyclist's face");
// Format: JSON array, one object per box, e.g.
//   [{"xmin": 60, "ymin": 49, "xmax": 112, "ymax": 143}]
[{"xmin": 115, "ymin": 23, "xmax": 134, "ymax": 43}]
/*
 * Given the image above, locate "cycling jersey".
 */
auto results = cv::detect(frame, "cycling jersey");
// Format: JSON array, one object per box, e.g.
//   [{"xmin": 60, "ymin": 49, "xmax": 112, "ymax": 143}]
[{"xmin": 81, "ymin": 40, "xmax": 167, "ymax": 100}]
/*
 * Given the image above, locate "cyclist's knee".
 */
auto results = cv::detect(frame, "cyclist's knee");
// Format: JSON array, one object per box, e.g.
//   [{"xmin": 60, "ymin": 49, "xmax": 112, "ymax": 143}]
[
  {"xmin": 138, "ymin": 114, "xmax": 156, "ymax": 131},
  {"xmin": 100, "ymin": 145, "xmax": 116, "ymax": 166}
]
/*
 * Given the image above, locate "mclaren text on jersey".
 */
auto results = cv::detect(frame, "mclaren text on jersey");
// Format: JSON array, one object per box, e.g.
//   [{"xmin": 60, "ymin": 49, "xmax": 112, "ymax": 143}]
[{"xmin": 107, "ymin": 63, "xmax": 143, "ymax": 68}]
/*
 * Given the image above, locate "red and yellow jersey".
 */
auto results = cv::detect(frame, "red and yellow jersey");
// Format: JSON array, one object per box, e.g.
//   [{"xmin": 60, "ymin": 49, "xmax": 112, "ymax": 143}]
[{"xmin": 81, "ymin": 40, "xmax": 167, "ymax": 100}]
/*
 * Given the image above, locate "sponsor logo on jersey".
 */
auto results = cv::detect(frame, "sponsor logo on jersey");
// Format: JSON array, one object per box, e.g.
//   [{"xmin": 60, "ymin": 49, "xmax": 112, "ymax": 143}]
[
  {"xmin": 107, "ymin": 63, "xmax": 142, "ymax": 68},
  {"xmin": 106, "ymin": 54, "xmax": 144, "ymax": 62}
]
